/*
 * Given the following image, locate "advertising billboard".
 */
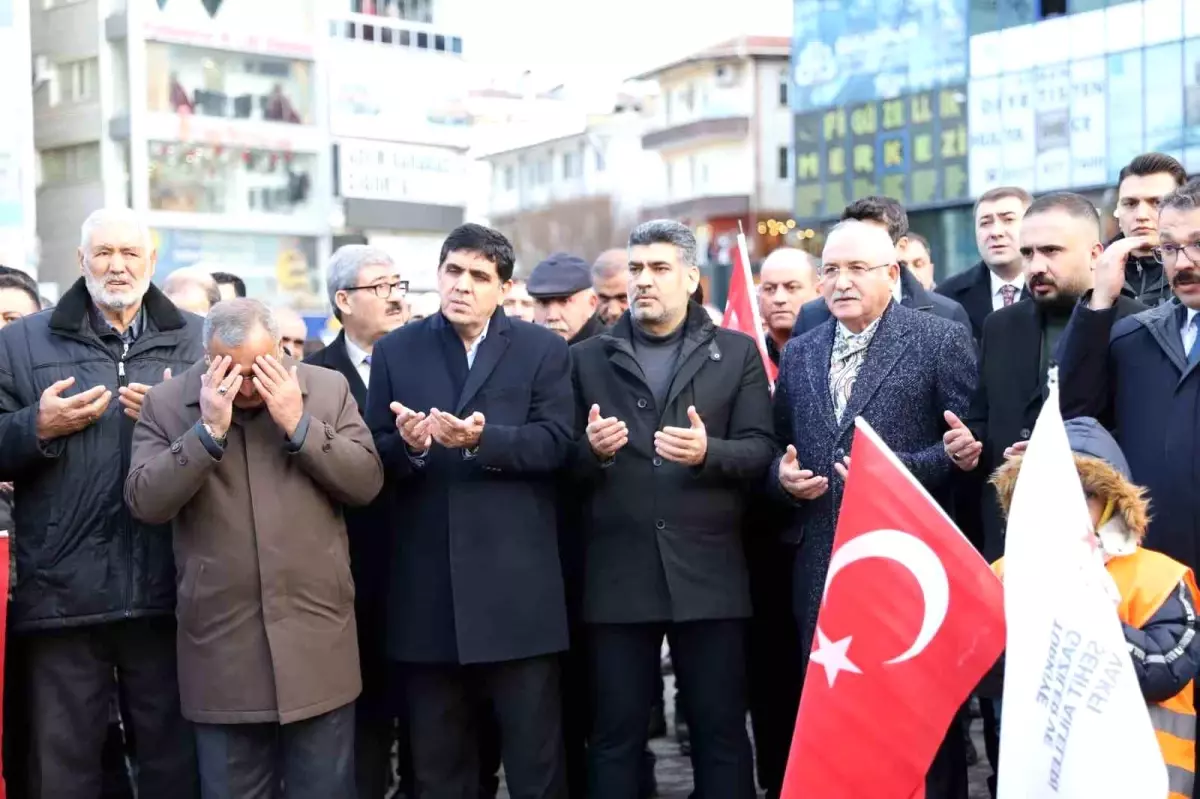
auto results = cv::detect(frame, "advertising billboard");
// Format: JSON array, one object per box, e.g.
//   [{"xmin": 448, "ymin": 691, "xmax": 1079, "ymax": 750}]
[
  {"xmin": 794, "ymin": 84, "xmax": 969, "ymax": 220},
  {"xmin": 791, "ymin": 0, "xmax": 968, "ymax": 114}
]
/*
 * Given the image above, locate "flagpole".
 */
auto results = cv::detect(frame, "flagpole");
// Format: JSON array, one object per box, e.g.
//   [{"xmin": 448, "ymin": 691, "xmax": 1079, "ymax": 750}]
[{"xmin": 735, "ymin": 220, "xmax": 771, "ymax": 354}]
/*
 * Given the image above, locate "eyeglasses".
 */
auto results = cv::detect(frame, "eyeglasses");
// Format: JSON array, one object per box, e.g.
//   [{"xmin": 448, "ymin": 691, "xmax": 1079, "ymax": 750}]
[
  {"xmin": 818, "ymin": 263, "xmax": 893, "ymax": 282},
  {"xmin": 343, "ymin": 280, "xmax": 409, "ymax": 299},
  {"xmin": 1153, "ymin": 243, "xmax": 1200, "ymax": 267}
]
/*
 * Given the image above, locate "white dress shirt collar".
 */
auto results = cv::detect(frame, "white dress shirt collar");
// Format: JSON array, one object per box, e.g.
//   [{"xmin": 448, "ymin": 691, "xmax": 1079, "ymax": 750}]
[
  {"xmin": 343, "ymin": 334, "xmax": 372, "ymax": 385},
  {"xmin": 989, "ymin": 269, "xmax": 1025, "ymax": 309},
  {"xmin": 465, "ymin": 318, "xmax": 491, "ymax": 369}
]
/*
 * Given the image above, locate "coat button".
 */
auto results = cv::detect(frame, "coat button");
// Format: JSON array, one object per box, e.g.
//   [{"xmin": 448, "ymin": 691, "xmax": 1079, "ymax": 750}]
[
  {"xmin": 652, "ymin": 456, "xmax": 663, "ymax": 467},
  {"xmin": 325, "ymin": 424, "xmax": 335, "ymax": 440},
  {"xmin": 1020, "ymin": 428, "xmax": 1031, "ymax": 439},
  {"xmin": 322, "ymin": 442, "xmax": 332, "ymax": 452},
  {"xmin": 170, "ymin": 440, "xmax": 182, "ymax": 454},
  {"xmin": 637, "ymin": 398, "xmax": 648, "ymax": 409},
  {"xmin": 176, "ymin": 455, "xmax": 187, "ymax": 466},
  {"xmin": 655, "ymin": 519, "xmax": 666, "ymax": 531},
  {"xmin": 835, "ymin": 448, "xmax": 845, "ymax": 459}
]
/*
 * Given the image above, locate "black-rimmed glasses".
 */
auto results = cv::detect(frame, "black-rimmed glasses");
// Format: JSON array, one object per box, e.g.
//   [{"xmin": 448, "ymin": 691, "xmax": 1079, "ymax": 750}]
[
  {"xmin": 1153, "ymin": 244, "xmax": 1200, "ymax": 267},
  {"xmin": 344, "ymin": 280, "xmax": 409, "ymax": 298}
]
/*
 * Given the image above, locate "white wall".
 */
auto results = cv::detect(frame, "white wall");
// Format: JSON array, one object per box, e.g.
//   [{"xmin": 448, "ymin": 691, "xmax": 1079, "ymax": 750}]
[
  {"xmin": 756, "ymin": 60, "xmax": 794, "ymax": 211},
  {"xmin": 650, "ymin": 61, "xmax": 754, "ymax": 131}
]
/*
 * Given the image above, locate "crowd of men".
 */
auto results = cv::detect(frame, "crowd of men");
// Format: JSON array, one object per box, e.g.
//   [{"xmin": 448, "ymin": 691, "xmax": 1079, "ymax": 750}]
[{"xmin": 0, "ymin": 147, "xmax": 1199, "ymax": 799}]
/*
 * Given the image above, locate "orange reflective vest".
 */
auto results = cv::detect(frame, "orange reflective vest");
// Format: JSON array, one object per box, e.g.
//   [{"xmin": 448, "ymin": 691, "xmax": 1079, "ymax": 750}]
[{"xmin": 993, "ymin": 549, "xmax": 1198, "ymax": 798}]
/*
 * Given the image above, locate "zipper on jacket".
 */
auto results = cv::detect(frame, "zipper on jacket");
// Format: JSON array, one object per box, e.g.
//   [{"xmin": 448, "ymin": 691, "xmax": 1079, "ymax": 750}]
[{"xmin": 119, "ymin": 341, "xmax": 131, "ymax": 617}]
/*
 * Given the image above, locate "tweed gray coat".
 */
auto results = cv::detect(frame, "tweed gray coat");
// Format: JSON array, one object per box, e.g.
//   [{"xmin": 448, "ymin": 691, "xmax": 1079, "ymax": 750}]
[{"xmin": 770, "ymin": 301, "xmax": 977, "ymax": 664}]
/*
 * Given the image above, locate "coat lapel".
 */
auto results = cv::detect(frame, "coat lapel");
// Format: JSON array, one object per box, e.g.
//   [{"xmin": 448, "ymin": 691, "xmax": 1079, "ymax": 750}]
[
  {"xmin": 455, "ymin": 310, "xmax": 511, "ymax": 414},
  {"xmin": 803, "ymin": 318, "xmax": 838, "ymax": 437},
  {"xmin": 1010, "ymin": 302, "xmax": 1046, "ymax": 407},
  {"xmin": 836, "ymin": 303, "xmax": 909, "ymax": 436},
  {"xmin": 664, "ymin": 306, "xmax": 718, "ymax": 411},
  {"xmin": 327, "ymin": 332, "xmax": 368, "ymax": 408},
  {"xmin": 1136, "ymin": 301, "xmax": 1189, "ymax": 377}
]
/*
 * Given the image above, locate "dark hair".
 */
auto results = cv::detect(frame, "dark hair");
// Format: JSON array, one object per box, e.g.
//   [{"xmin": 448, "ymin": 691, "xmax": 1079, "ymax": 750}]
[
  {"xmin": 210, "ymin": 271, "xmax": 246, "ymax": 297},
  {"xmin": 974, "ymin": 186, "xmax": 1033, "ymax": 217},
  {"xmin": 840, "ymin": 196, "xmax": 908, "ymax": 244},
  {"xmin": 691, "ymin": 283, "xmax": 704, "ymax": 304},
  {"xmin": 439, "ymin": 223, "xmax": 516, "ymax": 282},
  {"xmin": 1118, "ymin": 153, "xmax": 1187, "ymax": 190},
  {"xmin": 1025, "ymin": 192, "xmax": 1101, "ymax": 229},
  {"xmin": 906, "ymin": 231, "xmax": 930, "ymax": 252},
  {"xmin": 1160, "ymin": 178, "xmax": 1200, "ymax": 215},
  {"xmin": 0, "ymin": 267, "xmax": 41, "ymax": 310},
  {"xmin": 628, "ymin": 219, "xmax": 698, "ymax": 266}
]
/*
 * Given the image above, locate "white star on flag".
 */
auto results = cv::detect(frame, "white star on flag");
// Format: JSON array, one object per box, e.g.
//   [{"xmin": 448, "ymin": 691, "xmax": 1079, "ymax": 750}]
[{"xmin": 809, "ymin": 628, "xmax": 862, "ymax": 687}]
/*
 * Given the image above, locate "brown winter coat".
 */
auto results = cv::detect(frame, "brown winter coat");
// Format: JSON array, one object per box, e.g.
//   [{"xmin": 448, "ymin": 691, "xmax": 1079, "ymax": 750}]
[{"xmin": 124, "ymin": 359, "xmax": 383, "ymax": 725}]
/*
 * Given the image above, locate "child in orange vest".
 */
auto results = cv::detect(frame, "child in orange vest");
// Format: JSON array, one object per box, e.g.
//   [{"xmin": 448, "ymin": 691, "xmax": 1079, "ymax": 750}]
[{"xmin": 986, "ymin": 417, "xmax": 1200, "ymax": 798}]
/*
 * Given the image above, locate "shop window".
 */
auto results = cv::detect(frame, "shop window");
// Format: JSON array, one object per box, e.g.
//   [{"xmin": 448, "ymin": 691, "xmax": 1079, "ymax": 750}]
[
  {"xmin": 148, "ymin": 143, "xmax": 316, "ymax": 216},
  {"xmin": 416, "ymin": 32, "xmax": 428, "ymax": 49},
  {"xmin": 435, "ymin": 34, "xmax": 446, "ymax": 52},
  {"xmin": 39, "ymin": 144, "xmax": 100, "ymax": 186}
]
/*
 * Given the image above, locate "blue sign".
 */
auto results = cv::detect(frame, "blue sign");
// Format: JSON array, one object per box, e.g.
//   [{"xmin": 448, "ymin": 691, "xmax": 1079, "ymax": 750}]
[{"xmin": 791, "ymin": 0, "xmax": 969, "ymax": 114}]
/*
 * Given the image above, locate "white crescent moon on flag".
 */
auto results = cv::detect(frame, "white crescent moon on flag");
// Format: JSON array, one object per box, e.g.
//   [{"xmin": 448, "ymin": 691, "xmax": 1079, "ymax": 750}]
[{"xmin": 822, "ymin": 529, "xmax": 949, "ymax": 664}]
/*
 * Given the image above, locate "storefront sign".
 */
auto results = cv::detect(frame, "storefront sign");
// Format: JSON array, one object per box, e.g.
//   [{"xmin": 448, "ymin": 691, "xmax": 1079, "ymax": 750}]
[{"xmin": 337, "ymin": 139, "xmax": 467, "ymax": 208}]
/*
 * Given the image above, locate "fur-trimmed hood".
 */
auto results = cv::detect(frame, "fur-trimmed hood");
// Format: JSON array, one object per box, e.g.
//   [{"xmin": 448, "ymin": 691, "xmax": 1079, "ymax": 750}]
[{"xmin": 990, "ymin": 419, "xmax": 1150, "ymax": 541}]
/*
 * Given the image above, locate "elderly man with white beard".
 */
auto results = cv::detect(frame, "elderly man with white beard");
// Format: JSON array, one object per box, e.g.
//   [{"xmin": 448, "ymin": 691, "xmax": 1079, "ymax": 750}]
[{"xmin": 0, "ymin": 207, "xmax": 203, "ymax": 798}]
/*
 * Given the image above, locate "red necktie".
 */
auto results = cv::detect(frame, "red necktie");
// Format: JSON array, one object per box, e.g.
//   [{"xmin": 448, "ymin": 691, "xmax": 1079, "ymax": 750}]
[{"xmin": 1000, "ymin": 285, "xmax": 1018, "ymax": 307}]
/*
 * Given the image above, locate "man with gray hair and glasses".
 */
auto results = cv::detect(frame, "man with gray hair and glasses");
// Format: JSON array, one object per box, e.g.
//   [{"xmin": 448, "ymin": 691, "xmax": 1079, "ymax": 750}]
[
  {"xmin": 126, "ymin": 297, "xmax": 383, "ymax": 798},
  {"xmin": 0, "ymin": 207, "xmax": 203, "ymax": 798},
  {"xmin": 306, "ymin": 243, "xmax": 410, "ymax": 798}
]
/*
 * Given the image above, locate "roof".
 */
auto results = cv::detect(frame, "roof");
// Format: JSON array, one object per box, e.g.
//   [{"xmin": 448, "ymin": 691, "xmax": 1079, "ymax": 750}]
[{"xmin": 632, "ymin": 35, "xmax": 791, "ymax": 80}]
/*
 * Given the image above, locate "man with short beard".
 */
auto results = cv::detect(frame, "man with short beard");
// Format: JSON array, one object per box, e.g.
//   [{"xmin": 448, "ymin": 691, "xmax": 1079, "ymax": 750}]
[
  {"xmin": 591, "ymin": 248, "xmax": 630, "ymax": 327},
  {"xmin": 757, "ymin": 247, "xmax": 817, "ymax": 365},
  {"xmin": 1060, "ymin": 177, "xmax": 1200, "ymax": 576},
  {"xmin": 942, "ymin": 192, "xmax": 1145, "ymax": 563},
  {"xmin": 0, "ymin": 208, "xmax": 202, "ymax": 798}
]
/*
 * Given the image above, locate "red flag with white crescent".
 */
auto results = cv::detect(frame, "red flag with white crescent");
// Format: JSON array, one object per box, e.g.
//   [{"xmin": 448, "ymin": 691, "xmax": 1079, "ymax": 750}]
[
  {"xmin": 721, "ymin": 231, "xmax": 777, "ymax": 384},
  {"xmin": 782, "ymin": 419, "xmax": 1005, "ymax": 799}
]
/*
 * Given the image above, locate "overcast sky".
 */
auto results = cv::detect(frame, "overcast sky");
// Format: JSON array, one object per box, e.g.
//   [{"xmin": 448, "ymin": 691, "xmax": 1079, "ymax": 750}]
[{"xmin": 459, "ymin": 0, "xmax": 794, "ymax": 86}]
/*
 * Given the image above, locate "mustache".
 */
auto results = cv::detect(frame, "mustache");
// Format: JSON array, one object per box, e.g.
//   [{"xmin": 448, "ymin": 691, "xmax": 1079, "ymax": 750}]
[
  {"xmin": 830, "ymin": 290, "xmax": 861, "ymax": 301},
  {"xmin": 1172, "ymin": 270, "xmax": 1200, "ymax": 288},
  {"xmin": 1029, "ymin": 274, "xmax": 1056, "ymax": 289}
]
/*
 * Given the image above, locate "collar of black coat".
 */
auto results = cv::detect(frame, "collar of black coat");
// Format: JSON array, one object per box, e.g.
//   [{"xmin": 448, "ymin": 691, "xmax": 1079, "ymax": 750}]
[
  {"xmin": 181, "ymin": 354, "xmax": 311, "ymax": 407},
  {"xmin": 601, "ymin": 301, "xmax": 714, "ymax": 349},
  {"xmin": 50, "ymin": 277, "xmax": 187, "ymax": 335},
  {"xmin": 899, "ymin": 265, "xmax": 934, "ymax": 311},
  {"xmin": 568, "ymin": 313, "xmax": 607, "ymax": 345},
  {"xmin": 430, "ymin": 303, "xmax": 512, "ymax": 338}
]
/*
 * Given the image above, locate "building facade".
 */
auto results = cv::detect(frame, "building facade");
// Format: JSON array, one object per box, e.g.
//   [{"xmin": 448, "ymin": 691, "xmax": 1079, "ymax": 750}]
[
  {"xmin": 637, "ymin": 36, "xmax": 795, "ymax": 266},
  {"xmin": 326, "ymin": 0, "xmax": 470, "ymax": 293},
  {"xmin": 791, "ymin": 0, "xmax": 1200, "ymax": 281},
  {"xmin": 478, "ymin": 92, "xmax": 657, "ymax": 272},
  {"xmin": 33, "ymin": 0, "xmax": 333, "ymax": 310}
]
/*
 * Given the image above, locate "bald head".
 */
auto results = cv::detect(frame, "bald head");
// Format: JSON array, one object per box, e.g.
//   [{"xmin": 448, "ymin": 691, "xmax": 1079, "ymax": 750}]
[
  {"xmin": 272, "ymin": 306, "xmax": 308, "ymax": 359},
  {"xmin": 820, "ymin": 220, "xmax": 901, "ymax": 333},
  {"xmin": 758, "ymin": 247, "xmax": 819, "ymax": 342},
  {"xmin": 592, "ymin": 248, "xmax": 630, "ymax": 325}
]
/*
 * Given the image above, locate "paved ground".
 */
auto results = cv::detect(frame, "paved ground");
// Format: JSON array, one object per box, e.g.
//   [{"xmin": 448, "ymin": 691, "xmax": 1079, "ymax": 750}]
[{"xmin": 500, "ymin": 675, "xmax": 994, "ymax": 798}]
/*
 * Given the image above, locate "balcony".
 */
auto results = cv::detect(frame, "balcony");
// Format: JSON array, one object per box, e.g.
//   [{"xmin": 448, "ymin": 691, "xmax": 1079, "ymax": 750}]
[{"xmin": 642, "ymin": 115, "xmax": 750, "ymax": 151}]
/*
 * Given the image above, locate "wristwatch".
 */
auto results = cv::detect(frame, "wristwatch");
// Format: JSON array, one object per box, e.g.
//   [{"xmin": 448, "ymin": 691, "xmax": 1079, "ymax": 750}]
[{"xmin": 202, "ymin": 422, "xmax": 227, "ymax": 447}]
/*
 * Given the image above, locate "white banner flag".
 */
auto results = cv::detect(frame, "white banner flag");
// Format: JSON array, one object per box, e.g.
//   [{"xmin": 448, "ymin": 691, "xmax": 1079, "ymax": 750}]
[{"xmin": 997, "ymin": 383, "xmax": 1166, "ymax": 798}]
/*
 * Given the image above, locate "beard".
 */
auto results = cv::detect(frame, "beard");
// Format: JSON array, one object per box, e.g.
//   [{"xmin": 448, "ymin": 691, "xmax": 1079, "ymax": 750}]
[{"xmin": 84, "ymin": 269, "xmax": 150, "ymax": 311}]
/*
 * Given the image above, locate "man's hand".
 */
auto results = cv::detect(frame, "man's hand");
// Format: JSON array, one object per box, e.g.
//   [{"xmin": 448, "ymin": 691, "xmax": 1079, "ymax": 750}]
[
  {"xmin": 1003, "ymin": 440, "xmax": 1029, "ymax": 460},
  {"xmin": 655, "ymin": 406, "xmax": 708, "ymax": 467},
  {"xmin": 586, "ymin": 404, "xmax": 627, "ymax": 459},
  {"xmin": 199, "ymin": 355, "xmax": 241, "ymax": 439},
  {"xmin": 942, "ymin": 410, "xmax": 982, "ymax": 471},
  {"xmin": 778, "ymin": 444, "xmax": 828, "ymax": 500},
  {"xmin": 429, "ymin": 408, "xmax": 485, "ymax": 449},
  {"xmin": 834, "ymin": 455, "xmax": 852, "ymax": 480},
  {"xmin": 119, "ymin": 367, "xmax": 172, "ymax": 421},
  {"xmin": 35, "ymin": 376, "xmax": 112, "ymax": 441},
  {"xmin": 252, "ymin": 355, "xmax": 305, "ymax": 438},
  {"xmin": 1092, "ymin": 236, "xmax": 1152, "ymax": 310},
  {"xmin": 389, "ymin": 402, "xmax": 434, "ymax": 453}
]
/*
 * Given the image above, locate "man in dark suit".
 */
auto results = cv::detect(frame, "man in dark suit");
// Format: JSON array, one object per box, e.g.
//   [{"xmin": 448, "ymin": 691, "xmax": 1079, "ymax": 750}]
[
  {"xmin": 944, "ymin": 193, "xmax": 1146, "ymax": 561},
  {"xmin": 935, "ymin": 186, "xmax": 1033, "ymax": 343},
  {"xmin": 773, "ymin": 219, "xmax": 976, "ymax": 799},
  {"xmin": 366, "ymin": 223, "xmax": 574, "ymax": 799},
  {"xmin": 304, "ymin": 244, "xmax": 409, "ymax": 799},
  {"xmin": 791, "ymin": 197, "xmax": 971, "ymax": 338},
  {"xmin": 571, "ymin": 220, "xmax": 775, "ymax": 798}
]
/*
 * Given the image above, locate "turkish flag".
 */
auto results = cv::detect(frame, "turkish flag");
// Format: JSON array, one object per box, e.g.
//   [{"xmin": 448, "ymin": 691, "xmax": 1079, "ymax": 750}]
[
  {"xmin": 781, "ymin": 419, "xmax": 1004, "ymax": 799},
  {"xmin": 721, "ymin": 231, "xmax": 777, "ymax": 384}
]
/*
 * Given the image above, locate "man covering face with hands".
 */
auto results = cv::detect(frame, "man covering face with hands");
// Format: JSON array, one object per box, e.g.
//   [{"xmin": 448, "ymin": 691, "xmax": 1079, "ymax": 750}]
[
  {"xmin": 570, "ymin": 220, "xmax": 775, "ymax": 798},
  {"xmin": 124, "ymin": 298, "xmax": 382, "ymax": 798}
]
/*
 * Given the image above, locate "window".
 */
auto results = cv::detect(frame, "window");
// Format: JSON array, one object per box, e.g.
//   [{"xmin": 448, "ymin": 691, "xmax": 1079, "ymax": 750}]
[
  {"xmin": 594, "ymin": 144, "xmax": 606, "ymax": 173},
  {"xmin": 39, "ymin": 144, "xmax": 101, "ymax": 186},
  {"xmin": 778, "ymin": 146, "xmax": 789, "ymax": 180},
  {"xmin": 52, "ymin": 58, "xmax": 98, "ymax": 106},
  {"xmin": 399, "ymin": 30, "xmax": 411, "ymax": 46},
  {"xmin": 503, "ymin": 165, "xmax": 514, "ymax": 191},
  {"xmin": 362, "ymin": 24, "xmax": 376, "ymax": 41},
  {"xmin": 562, "ymin": 151, "xmax": 578, "ymax": 180},
  {"xmin": 381, "ymin": 27, "xmax": 393, "ymax": 44},
  {"xmin": 416, "ymin": 32, "xmax": 429, "ymax": 49},
  {"xmin": 351, "ymin": 0, "xmax": 432, "ymax": 22},
  {"xmin": 148, "ymin": 142, "xmax": 316, "ymax": 216},
  {"xmin": 779, "ymin": 74, "xmax": 788, "ymax": 107},
  {"xmin": 451, "ymin": 37, "xmax": 463, "ymax": 55},
  {"xmin": 145, "ymin": 44, "xmax": 314, "ymax": 125},
  {"xmin": 434, "ymin": 34, "xmax": 446, "ymax": 52}
]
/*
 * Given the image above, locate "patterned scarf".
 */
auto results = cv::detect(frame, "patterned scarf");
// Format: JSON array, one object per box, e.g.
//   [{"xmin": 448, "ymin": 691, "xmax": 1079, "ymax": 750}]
[{"xmin": 829, "ymin": 317, "xmax": 882, "ymax": 422}]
